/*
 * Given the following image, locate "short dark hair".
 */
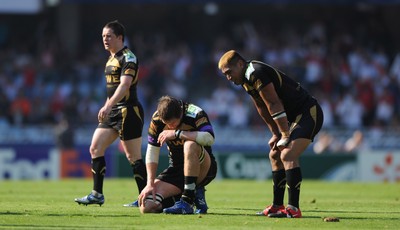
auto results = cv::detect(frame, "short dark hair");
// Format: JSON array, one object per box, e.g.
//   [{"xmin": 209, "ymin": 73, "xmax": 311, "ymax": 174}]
[
  {"xmin": 218, "ymin": 50, "xmax": 245, "ymax": 70},
  {"xmin": 104, "ymin": 20, "xmax": 125, "ymax": 41},
  {"xmin": 157, "ymin": 95, "xmax": 182, "ymax": 122}
]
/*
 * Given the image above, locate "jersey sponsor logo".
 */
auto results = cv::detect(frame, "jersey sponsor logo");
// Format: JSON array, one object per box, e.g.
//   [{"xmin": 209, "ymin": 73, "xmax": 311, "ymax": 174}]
[
  {"xmin": 124, "ymin": 51, "xmax": 137, "ymax": 63},
  {"xmin": 105, "ymin": 75, "xmax": 120, "ymax": 84},
  {"xmin": 169, "ymin": 139, "xmax": 185, "ymax": 146},
  {"xmin": 186, "ymin": 104, "xmax": 202, "ymax": 118}
]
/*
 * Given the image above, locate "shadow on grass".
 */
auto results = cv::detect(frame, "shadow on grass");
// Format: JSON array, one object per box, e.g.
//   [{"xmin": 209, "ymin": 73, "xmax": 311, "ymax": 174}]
[
  {"xmin": 0, "ymin": 224, "xmax": 110, "ymax": 229},
  {"xmin": 206, "ymin": 208, "xmax": 400, "ymax": 221},
  {"xmin": 0, "ymin": 211, "xmax": 137, "ymax": 218},
  {"xmin": 309, "ymin": 209, "xmax": 400, "ymax": 214}
]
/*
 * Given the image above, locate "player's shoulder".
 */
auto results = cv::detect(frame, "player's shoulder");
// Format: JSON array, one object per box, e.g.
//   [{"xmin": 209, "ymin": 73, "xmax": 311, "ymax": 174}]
[
  {"xmin": 251, "ymin": 60, "xmax": 276, "ymax": 73},
  {"xmin": 185, "ymin": 103, "xmax": 207, "ymax": 119},
  {"xmin": 121, "ymin": 47, "xmax": 138, "ymax": 63},
  {"xmin": 151, "ymin": 111, "xmax": 161, "ymax": 121}
]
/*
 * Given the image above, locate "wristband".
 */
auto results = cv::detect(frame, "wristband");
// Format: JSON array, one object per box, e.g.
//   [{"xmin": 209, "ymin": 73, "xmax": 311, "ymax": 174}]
[
  {"xmin": 277, "ymin": 137, "xmax": 290, "ymax": 148},
  {"xmin": 272, "ymin": 111, "xmax": 287, "ymax": 120},
  {"xmin": 175, "ymin": 130, "xmax": 182, "ymax": 139}
]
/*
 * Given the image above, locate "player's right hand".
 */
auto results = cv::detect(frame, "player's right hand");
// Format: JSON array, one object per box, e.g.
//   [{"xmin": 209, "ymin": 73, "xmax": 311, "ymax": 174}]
[
  {"xmin": 277, "ymin": 137, "xmax": 290, "ymax": 150},
  {"xmin": 139, "ymin": 184, "xmax": 156, "ymax": 207}
]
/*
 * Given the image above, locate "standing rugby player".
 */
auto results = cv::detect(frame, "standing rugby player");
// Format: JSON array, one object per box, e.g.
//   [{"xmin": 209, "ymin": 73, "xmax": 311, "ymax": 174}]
[
  {"xmin": 218, "ymin": 50, "xmax": 323, "ymax": 218},
  {"xmin": 75, "ymin": 20, "xmax": 146, "ymax": 206}
]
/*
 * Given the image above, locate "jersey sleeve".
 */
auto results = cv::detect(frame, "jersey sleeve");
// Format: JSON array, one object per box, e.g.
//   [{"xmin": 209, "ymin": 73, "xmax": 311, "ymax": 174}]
[
  {"xmin": 195, "ymin": 110, "xmax": 215, "ymax": 137},
  {"xmin": 147, "ymin": 112, "xmax": 162, "ymax": 147},
  {"xmin": 248, "ymin": 62, "xmax": 273, "ymax": 92},
  {"xmin": 121, "ymin": 59, "xmax": 138, "ymax": 79}
]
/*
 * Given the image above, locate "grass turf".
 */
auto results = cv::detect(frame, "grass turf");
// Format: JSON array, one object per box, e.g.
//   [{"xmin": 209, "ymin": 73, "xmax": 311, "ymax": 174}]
[{"xmin": 0, "ymin": 179, "xmax": 399, "ymax": 229}]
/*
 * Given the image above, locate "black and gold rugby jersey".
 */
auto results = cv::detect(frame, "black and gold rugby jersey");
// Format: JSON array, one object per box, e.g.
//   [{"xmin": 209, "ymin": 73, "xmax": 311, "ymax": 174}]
[
  {"xmin": 104, "ymin": 46, "xmax": 139, "ymax": 107},
  {"xmin": 147, "ymin": 101, "xmax": 215, "ymax": 167},
  {"xmin": 242, "ymin": 61, "xmax": 314, "ymax": 122}
]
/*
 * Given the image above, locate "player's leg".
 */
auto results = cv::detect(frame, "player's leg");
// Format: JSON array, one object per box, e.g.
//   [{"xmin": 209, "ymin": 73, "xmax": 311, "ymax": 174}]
[
  {"xmin": 74, "ymin": 128, "xmax": 118, "ymax": 206},
  {"xmin": 119, "ymin": 104, "xmax": 147, "ymax": 207},
  {"xmin": 258, "ymin": 148, "xmax": 286, "ymax": 216},
  {"xmin": 268, "ymin": 138, "xmax": 310, "ymax": 217},
  {"xmin": 163, "ymin": 141, "xmax": 209, "ymax": 214},
  {"xmin": 194, "ymin": 147, "xmax": 216, "ymax": 214},
  {"xmin": 121, "ymin": 137, "xmax": 147, "ymax": 207},
  {"xmin": 271, "ymin": 104, "xmax": 323, "ymax": 218},
  {"xmin": 183, "ymin": 142, "xmax": 211, "ymax": 209},
  {"xmin": 281, "ymin": 139, "xmax": 310, "ymax": 208}
]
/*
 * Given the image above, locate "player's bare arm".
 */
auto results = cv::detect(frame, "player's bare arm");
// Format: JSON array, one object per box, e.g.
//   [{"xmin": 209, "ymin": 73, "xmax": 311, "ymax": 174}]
[
  {"xmin": 157, "ymin": 129, "xmax": 214, "ymax": 147},
  {"xmin": 259, "ymin": 84, "xmax": 291, "ymax": 149},
  {"xmin": 105, "ymin": 75, "xmax": 133, "ymax": 108},
  {"xmin": 139, "ymin": 144, "xmax": 160, "ymax": 205},
  {"xmin": 98, "ymin": 75, "xmax": 132, "ymax": 122},
  {"xmin": 251, "ymin": 96, "xmax": 280, "ymax": 135}
]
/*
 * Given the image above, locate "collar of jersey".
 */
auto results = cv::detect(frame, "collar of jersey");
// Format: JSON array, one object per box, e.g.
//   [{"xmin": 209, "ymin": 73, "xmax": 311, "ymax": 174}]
[{"xmin": 245, "ymin": 62, "xmax": 255, "ymax": 81}]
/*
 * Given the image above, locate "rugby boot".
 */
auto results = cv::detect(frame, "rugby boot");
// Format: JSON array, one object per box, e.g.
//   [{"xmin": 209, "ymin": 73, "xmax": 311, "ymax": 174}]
[
  {"xmin": 123, "ymin": 200, "xmax": 139, "ymax": 207},
  {"xmin": 163, "ymin": 198, "xmax": 194, "ymax": 214},
  {"xmin": 194, "ymin": 187, "xmax": 208, "ymax": 214},
  {"xmin": 256, "ymin": 204, "xmax": 285, "ymax": 216},
  {"xmin": 268, "ymin": 205, "xmax": 302, "ymax": 218},
  {"xmin": 74, "ymin": 192, "xmax": 104, "ymax": 206}
]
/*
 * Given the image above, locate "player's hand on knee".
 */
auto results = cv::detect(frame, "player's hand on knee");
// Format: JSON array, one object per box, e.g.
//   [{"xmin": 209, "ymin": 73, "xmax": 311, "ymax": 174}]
[{"xmin": 277, "ymin": 136, "xmax": 290, "ymax": 150}]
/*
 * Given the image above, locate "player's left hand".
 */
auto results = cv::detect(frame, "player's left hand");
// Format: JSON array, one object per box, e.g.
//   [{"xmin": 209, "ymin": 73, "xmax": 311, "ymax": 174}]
[
  {"xmin": 157, "ymin": 130, "xmax": 175, "ymax": 145},
  {"xmin": 269, "ymin": 134, "xmax": 280, "ymax": 150}
]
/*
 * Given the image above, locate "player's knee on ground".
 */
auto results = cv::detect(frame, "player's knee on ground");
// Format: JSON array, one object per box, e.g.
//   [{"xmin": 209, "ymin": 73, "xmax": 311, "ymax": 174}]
[{"xmin": 139, "ymin": 195, "xmax": 163, "ymax": 214}]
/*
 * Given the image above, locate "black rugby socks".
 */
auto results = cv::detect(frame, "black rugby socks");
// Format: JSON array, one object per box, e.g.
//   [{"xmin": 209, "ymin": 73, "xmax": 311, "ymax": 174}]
[
  {"xmin": 272, "ymin": 169, "xmax": 286, "ymax": 206},
  {"xmin": 132, "ymin": 159, "xmax": 147, "ymax": 193},
  {"xmin": 286, "ymin": 167, "xmax": 302, "ymax": 209},
  {"xmin": 92, "ymin": 156, "xmax": 106, "ymax": 194},
  {"xmin": 182, "ymin": 176, "xmax": 197, "ymax": 204}
]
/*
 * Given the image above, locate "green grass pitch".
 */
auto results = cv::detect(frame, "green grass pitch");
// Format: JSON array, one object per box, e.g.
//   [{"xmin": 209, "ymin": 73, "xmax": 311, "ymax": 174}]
[{"xmin": 0, "ymin": 179, "xmax": 399, "ymax": 229}]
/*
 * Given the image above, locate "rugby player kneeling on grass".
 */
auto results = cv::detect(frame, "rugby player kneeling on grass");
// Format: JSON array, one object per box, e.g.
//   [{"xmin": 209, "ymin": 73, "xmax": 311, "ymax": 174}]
[{"xmin": 138, "ymin": 95, "xmax": 217, "ymax": 214}]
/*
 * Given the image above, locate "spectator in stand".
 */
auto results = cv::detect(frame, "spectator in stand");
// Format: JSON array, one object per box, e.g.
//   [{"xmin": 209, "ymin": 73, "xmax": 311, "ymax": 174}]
[
  {"xmin": 335, "ymin": 93, "xmax": 363, "ymax": 128},
  {"xmin": 10, "ymin": 89, "xmax": 31, "ymax": 125}
]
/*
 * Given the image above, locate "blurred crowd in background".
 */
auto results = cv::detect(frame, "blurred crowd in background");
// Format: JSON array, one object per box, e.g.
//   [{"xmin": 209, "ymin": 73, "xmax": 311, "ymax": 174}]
[{"xmin": 1, "ymin": 3, "xmax": 400, "ymax": 152}]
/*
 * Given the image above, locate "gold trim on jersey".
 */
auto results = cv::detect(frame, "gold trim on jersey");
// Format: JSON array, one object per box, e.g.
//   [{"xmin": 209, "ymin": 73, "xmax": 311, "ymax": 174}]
[
  {"xmin": 199, "ymin": 146, "xmax": 206, "ymax": 164},
  {"xmin": 309, "ymin": 105, "xmax": 317, "ymax": 138},
  {"xmin": 106, "ymin": 57, "xmax": 121, "ymax": 68},
  {"xmin": 124, "ymin": 68, "xmax": 135, "ymax": 76},
  {"xmin": 290, "ymin": 114, "xmax": 302, "ymax": 133},
  {"xmin": 121, "ymin": 107, "xmax": 128, "ymax": 137},
  {"xmin": 242, "ymin": 83, "xmax": 254, "ymax": 92},
  {"xmin": 131, "ymin": 69, "xmax": 139, "ymax": 84},
  {"xmin": 134, "ymin": 106, "xmax": 143, "ymax": 123}
]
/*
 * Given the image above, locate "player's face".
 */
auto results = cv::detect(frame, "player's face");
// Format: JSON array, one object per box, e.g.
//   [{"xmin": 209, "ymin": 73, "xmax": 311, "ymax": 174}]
[
  {"xmin": 220, "ymin": 62, "xmax": 244, "ymax": 85},
  {"xmin": 162, "ymin": 118, "xmax": 181, "ymax": 130},
  {"xmin": 102, "ymin": 27, "xmax": 122, "ymax": 54}
]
